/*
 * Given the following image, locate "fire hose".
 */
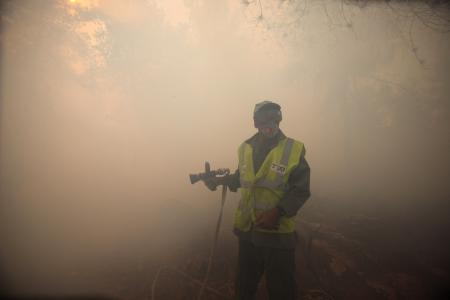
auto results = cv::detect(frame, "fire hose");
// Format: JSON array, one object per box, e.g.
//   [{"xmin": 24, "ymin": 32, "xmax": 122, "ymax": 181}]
[{"xmin": 151, "ymin": 163, "xmax": 230, "ymax": 300}]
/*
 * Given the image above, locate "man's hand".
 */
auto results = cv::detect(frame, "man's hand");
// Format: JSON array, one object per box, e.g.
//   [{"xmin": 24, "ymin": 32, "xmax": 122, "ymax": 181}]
[
  {"xmin": 255, "ymin": 207, "xmax": 280, "ymax": 230},
  {"xmin": 203, "ymin": 176, "xmax": 223, "ymax": 191}
]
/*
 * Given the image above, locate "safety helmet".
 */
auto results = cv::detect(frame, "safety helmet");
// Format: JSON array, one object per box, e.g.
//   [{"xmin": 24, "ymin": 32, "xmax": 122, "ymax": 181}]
[{"xmin": 253, "ymin": 100, "xmax": 282, "ymax": 127}]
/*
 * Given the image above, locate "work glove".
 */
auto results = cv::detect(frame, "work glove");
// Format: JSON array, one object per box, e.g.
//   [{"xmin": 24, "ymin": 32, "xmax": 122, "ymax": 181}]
[
  {"xmin": 203, "ymin": 176, "xmax": 223, "ymax": 191},
  {"xmin": 255, "ymin": 207, "xmax": 280, "ymax": 230}
]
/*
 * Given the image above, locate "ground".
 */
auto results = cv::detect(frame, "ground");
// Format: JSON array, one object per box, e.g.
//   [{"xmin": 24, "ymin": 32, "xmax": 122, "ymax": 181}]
[{"xmin": 4, "ymin": 197, "xmax": 449, "ymax": 300}]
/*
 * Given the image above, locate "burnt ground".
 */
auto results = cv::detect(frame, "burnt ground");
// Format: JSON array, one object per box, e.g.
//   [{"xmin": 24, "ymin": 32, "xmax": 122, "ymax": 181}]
[{"xmin": 2, "ymin": 197, "xmax": 450, "ymax": 300}]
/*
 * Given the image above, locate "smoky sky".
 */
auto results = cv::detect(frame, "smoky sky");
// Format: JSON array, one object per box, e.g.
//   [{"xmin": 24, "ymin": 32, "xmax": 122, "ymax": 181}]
[{"xmin": 1, "ymin": 0, "xmax": 449, "ymax": 295}]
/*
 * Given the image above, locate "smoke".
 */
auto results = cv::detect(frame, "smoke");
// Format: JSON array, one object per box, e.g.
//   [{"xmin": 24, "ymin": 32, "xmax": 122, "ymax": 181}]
[{"xmin": 1, "ymin": 0, "xmax": 449, "ymax": 297}]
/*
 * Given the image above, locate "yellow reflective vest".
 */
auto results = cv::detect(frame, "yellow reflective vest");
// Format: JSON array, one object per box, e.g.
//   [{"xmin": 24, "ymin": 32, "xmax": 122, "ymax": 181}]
[{"xmin": 234, "ymin": 137, "xmax": 304, "ymax": 234}]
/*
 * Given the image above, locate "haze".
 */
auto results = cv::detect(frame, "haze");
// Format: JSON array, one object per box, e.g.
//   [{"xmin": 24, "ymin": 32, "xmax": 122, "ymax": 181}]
[{"xmin": 1, "ymin": 0, "xmax": 449, "ymax": 298}]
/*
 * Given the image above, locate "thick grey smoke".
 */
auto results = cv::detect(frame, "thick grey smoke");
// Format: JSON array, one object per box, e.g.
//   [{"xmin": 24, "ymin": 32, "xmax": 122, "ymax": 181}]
[{"xmin": 1, "ymin": 0, "xmax": 449, "ymax": 297}]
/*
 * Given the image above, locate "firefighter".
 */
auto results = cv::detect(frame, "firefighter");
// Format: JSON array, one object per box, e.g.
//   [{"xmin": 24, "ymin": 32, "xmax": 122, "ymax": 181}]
[{"xmin": 205, "ymin": 100, "xmax": 311, "ymax": 300}]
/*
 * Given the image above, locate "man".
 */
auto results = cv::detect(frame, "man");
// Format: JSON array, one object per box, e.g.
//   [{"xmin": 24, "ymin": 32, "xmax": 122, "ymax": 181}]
[{"xmin": 204, "ymin": 100, "xmax": 311, "ymax": 300}]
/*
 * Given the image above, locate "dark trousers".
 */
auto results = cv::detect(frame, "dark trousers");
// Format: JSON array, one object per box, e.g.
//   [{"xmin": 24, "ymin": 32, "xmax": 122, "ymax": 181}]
[{"xmin": 235, "ymin": 239, "xmax": 297, "ymax": 300}]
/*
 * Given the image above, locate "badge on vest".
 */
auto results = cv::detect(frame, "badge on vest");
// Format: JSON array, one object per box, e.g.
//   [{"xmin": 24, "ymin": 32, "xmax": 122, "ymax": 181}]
[{"xmin": 270, "ymin": 163, "xmax": 286, "ymax": 175}]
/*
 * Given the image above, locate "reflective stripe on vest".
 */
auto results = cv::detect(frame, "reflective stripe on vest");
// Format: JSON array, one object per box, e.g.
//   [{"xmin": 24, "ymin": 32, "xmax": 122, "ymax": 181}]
[{"xmin": 239, "ymin": 138, "xmax": 294, "ymax": 191}]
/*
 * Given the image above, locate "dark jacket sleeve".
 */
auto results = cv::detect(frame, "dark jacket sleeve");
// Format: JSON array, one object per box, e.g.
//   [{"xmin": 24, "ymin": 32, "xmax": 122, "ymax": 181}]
[
  {"xmin": 277, "ymin": 148, "xmax": 311, "ymax": 217},
  {"xmin": 224, "ymin": 169, "xmax": 241, "ymax": 192}
]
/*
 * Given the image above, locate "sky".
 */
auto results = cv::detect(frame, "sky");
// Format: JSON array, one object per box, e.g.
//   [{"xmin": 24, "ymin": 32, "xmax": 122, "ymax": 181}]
[{"xmin": 0, "ymin": 0, "xmax": 449, "ymax": 295}]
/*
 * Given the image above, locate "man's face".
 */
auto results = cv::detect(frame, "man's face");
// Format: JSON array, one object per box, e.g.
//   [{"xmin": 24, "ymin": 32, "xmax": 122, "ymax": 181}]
[
  {"xmin": 255, "ymin": 119, "xmax": 280, "ymax": 138},
  {"xmin": 254, "ymin": 109, "xmax": 281, "ymax": 138},
  {"xmin": 257, "ymin": 120, "xmax": 279, "ymax": 138},
  {"xmin": 254, "ymin": 108, "xmax": 281, "ymax": 138}
]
